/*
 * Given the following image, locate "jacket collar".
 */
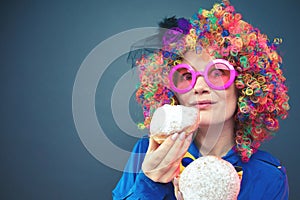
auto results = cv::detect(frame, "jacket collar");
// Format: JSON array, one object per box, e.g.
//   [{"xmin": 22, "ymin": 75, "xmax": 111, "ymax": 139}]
[{"xmin": 188, "ymin": 141, "xmax": 240, "ymax": 166}]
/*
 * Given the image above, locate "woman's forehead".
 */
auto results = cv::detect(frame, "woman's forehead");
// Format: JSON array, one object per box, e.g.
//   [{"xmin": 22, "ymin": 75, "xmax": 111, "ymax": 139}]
[{"xmin": 182, "ymin": 50, "xmax": 215, "ymax": 70}]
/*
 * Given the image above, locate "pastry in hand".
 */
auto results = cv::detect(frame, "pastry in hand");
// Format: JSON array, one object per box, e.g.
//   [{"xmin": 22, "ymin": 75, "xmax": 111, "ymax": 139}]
[{"xmin": 149, "ymin": 104, "xmax": 200, "ymax": 144}]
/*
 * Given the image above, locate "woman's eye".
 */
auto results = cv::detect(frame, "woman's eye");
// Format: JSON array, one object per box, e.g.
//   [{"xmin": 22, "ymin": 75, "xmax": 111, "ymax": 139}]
[
  {"xmin": 182, "ymin": 73, "xmax": 192, "ymax": 80},
  {"xmin": 211, "ymin": 69, "xmax": 224, "ymax": 77}
]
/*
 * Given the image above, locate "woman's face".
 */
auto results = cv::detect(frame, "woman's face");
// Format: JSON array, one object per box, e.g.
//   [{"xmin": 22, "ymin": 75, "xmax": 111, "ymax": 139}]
[{"xmin": 174, "ymin": 51, "xmax": 237, "ymax": 126}]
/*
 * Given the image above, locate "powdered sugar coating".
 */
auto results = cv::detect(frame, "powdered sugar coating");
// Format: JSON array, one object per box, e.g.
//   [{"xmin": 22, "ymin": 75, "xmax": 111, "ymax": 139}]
[
  {"xmin": 150, "ymin": 105, "xmax": 200, "ymax": 139},
  {"xmin": 179, "ymin": 156, "xmax": 240, "ymax": 200}
]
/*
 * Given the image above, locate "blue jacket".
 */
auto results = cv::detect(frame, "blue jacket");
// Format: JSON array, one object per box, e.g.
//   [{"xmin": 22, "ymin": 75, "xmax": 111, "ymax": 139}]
[{"xmin": 113, "ymin": 137, "xmax": 289, "ymax": 200}]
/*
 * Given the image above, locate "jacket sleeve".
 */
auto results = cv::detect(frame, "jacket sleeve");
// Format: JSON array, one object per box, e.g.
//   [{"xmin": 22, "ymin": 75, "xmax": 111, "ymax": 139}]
[
  {"xmin": 112, "ymin": 137, "xmax": 176, "ymax": 200},
  {"xmin": 247, "ymin": 150, "xmax": 289, "ymax": 200},
  {"xmin": 264, "ymin": 165, "xmax": 289, "ymax": 200}
]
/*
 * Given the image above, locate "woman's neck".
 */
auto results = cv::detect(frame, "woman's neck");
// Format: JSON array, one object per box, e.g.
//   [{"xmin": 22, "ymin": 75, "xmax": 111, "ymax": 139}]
[{"xmin": 194, "ymin": 119, "xmax": 235, "ymax": 158}]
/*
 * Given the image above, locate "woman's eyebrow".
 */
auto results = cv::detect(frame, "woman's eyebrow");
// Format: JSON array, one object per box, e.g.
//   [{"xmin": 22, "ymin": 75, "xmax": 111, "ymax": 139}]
[
  {"xmin": 182, "ymin": 58, "xmax": 206, "ymax": 71},
  {"xmin": 182, "ymin": 58, "xmax": 194, "ymax": 67}
]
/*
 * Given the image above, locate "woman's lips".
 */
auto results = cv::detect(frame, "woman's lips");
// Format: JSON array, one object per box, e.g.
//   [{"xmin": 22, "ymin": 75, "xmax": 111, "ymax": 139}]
[{"xmin": 191, "ymin": 101, "xmax": 216, "ymax": 109}]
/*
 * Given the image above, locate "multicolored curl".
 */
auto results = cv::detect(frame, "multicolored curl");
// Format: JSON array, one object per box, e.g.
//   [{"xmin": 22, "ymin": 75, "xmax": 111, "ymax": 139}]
[{"xmin": 134, "ymin": 0, "xmax": 290, "ymax": 162}]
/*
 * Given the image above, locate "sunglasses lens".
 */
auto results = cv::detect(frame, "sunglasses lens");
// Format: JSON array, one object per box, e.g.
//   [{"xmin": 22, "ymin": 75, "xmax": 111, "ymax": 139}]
[
  {"xmin": 171, "ymin": 67, "xmax": 193, "ymax": 91},
  {"xmin": 207, "ymin": 63, "xmax": 231, "ymax": 87},
  {"xmin": 170, "ymin": 60, "xmax": 235, "ymax": 93}
]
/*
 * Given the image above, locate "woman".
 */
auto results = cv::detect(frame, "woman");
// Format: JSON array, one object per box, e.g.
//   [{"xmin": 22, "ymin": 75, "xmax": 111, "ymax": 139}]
[{"xmin": 113, "ymin": 1, "xmax": 290, "ymax": 199}]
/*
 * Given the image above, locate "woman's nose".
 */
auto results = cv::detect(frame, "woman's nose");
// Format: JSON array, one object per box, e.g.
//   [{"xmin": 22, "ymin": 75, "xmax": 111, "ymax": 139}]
[{"xmin": 193, "ymin": 76, "xmax": 210, "ymax": 94}]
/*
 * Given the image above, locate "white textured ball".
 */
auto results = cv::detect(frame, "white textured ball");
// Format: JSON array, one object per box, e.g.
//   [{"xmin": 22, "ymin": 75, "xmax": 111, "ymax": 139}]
[
  {"xmin": 179, "ymin": 156, "xmax": 240, "ymax": 200},
  {"xmin": 150, "ymin": 104, "xmax": 200, "ymax": 143}
]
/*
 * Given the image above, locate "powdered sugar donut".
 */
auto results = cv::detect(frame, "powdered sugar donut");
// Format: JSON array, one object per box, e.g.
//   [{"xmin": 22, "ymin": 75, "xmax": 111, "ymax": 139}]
[
  {"xmin": 149, "ymin": 104, "xmax": 200, "ymax": 144},
  {"xmin": 179, "ymin": 156, "xmax": 241, "ymax": 200}
]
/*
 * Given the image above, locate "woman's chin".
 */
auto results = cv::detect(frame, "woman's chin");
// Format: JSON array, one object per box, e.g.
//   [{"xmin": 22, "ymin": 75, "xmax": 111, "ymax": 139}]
[{"xmin": 198, "ymin": 117, "xmax": 226, "ymax": 126}]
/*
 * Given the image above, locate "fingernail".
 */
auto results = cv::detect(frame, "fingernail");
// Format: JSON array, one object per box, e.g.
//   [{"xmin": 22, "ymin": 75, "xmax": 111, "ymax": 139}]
[
  {"xmin": 178, "ymin": 191, "xmax": 183, "ymax": 199},
  {"xmin": 171, "ymin": 133, "xmax": 178, "ymax": 140},
  {"xmin": 187, "ymin": 133, "xmax": 193, "ymax": 141},
  {"xmin": 179, "ymin": 132, "xmax": 186, "ymax": 140}
]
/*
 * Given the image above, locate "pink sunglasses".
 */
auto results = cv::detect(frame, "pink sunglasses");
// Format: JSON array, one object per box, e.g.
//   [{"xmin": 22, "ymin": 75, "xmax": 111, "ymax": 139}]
[{"xmin": 169, "ymin": 59, "xmax": 238, "ymax": 93}]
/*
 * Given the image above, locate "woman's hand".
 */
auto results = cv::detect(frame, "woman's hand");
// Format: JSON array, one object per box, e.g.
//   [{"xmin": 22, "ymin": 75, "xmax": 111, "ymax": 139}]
[{"xmin": 141, "ymin": 132, "xmax": 193, "ymax": 183}]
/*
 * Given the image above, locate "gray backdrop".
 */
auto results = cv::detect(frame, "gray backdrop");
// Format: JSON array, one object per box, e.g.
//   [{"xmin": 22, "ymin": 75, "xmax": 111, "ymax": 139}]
[{"xmin": 1, "ymin": 0, "xmax": 299, "ymax": 199}]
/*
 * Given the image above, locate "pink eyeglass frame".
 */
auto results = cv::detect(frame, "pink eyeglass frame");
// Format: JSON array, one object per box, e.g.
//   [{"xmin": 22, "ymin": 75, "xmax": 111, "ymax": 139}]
[{"xmin": 169, "ymin": 59, "xmax": 238, "ymax": 93}]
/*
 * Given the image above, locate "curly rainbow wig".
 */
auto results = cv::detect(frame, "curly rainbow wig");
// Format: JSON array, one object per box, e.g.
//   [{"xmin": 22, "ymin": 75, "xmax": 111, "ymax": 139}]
[{"xmin": 134, "ymin": 0, "xmax": 290, "ymax": 162}]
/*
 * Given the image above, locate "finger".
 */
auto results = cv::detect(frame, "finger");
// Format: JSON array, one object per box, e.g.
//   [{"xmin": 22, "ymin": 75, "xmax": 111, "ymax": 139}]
[
  {"xmin": 177, "ymin": 191, "xmax": 184, "ymax": 200},
  {"xmin": 147, "ymin": 137, "xmax": 160, "ymax": 153},
  {"xmin": 143, "ymin": 160, "xmax": 179, "ymax": 183},
  {"xmin": 173, "ymin": 177, "xmax": 179, "ymax": 199},
  {"xmin": 155, "ymin": 133, "xmax": 192, "ymax": 181},
  {"xmin": 143, "ymin": 133, "xmax": 178, "ymax": 172},
  {"xmin": 156, "ymin": 159, "xmax": 181, "ymax": 183},
  {"xmin": 174, "ymin": 176, "xmax": 184, "ymax": 200},
  {"xmin": 158, "ymin": 133, "xmax": 193, "ymax": 174},
  {"xmin": 156, "ymin": 163, "xmax": 180, "ymax": 183},
  {"xmin": 173, "ymin": 176, "xmax": 179, "ymax": 187},
  {"xmin": 152, "ymin": 133, "xmax": 179, "ymax": 160},
  {"xmin": 159, "ymin": 132, "xmax": 186, "ymax": 168},
  {"xmin": 179, "ymin": 133, "xmax": 193, "ymax": 157}
]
